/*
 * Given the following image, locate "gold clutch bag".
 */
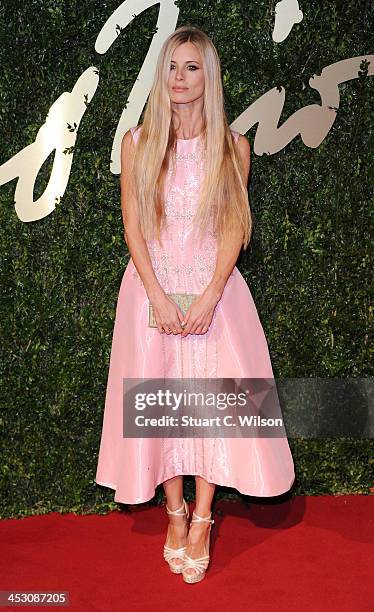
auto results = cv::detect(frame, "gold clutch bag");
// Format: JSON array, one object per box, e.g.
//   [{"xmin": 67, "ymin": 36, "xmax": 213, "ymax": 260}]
[{"xmin": 148, "ymin": 293, "xmax": 198, "ymax": 328}]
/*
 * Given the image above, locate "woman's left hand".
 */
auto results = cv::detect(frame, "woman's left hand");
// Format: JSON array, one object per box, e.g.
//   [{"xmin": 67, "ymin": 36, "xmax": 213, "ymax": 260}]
[{"xmin": 180, "ymin": 285, "xmax": 222, "ymax": 337}]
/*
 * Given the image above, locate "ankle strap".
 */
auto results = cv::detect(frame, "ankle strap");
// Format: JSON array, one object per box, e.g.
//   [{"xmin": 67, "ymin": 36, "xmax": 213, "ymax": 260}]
[
  {"xmin": 165, "ymin": 498, "xmax": 187, "ymax": 516},
  {"xmin": 191, "ymin": 510, "xmax": 214, "ymax": 524}
]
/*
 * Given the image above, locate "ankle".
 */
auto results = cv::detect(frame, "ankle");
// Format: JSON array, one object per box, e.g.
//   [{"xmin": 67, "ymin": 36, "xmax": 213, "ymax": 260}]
[
  {"xmin": 168, "ymin": 521, "xmax": 188, "ymax": 533},
  {"xmin": 193, "ymin": 508, "xmax": 212, "ymax": 518},
  {"xmin": 189, "ymin": 521, "xmax": 210, "ymax": 533},
  {"xmin": 166, "ymin": 499, "xmax": 184, "ymax": 513}
]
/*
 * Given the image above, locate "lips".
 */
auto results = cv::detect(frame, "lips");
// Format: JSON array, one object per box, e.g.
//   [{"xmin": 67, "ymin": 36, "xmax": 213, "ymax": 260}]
[{"xmin": 173, "ymin": 87, "xmax": 187, "ymax": 91}]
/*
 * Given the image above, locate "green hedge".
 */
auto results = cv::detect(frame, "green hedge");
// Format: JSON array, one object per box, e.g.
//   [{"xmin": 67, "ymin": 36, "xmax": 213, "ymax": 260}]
[{"xmin": 0, "ymin": 0, "xmax": 372, "ymax": 518}]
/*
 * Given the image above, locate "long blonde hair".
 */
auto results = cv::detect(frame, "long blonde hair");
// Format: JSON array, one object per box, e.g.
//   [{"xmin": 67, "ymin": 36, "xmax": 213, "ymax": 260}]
[{"xmin": 132, "ymin": 25, "xmax": 252, "ymax": 250}]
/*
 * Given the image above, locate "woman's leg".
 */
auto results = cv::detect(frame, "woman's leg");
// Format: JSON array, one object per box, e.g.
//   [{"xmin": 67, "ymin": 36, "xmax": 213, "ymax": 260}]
[
  {"xmin": 195, "ymin": 476, "xmax": 215, "ymax": 516},
  {"xmin": 184, "ymin": 476, "xmax": 215, "ymax": 576},
  {"xmin": 163, "ymin": 476, "xmax": 188, "ymax": 569},
  {"xmin": 163, "ymin": 475, "xmax": 184, "ymax": 510}
]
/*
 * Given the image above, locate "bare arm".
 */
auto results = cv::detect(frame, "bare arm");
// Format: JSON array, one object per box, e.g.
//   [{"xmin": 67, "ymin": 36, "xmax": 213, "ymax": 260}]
[
  {"xmin": 207, "ymin": 133, "xmax": 251, "ymax": 301},
  {"xmin": 120, "ymin": 129, "xmax": 163, "ymax": 301}
]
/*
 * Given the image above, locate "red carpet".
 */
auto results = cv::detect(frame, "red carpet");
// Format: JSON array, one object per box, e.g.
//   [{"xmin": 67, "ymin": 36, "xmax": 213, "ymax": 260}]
[{"xmin": 1, "ymin": 495, "xmax": 373, "ymax": 611}]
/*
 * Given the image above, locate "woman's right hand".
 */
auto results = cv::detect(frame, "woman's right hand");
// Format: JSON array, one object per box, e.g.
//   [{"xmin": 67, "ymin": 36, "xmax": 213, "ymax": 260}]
[{"xmin": 150, "ymin": 292, "xmax": 185, "ymax": 335}]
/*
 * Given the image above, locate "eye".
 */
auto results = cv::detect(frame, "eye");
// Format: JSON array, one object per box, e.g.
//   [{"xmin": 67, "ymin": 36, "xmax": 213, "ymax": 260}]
[{"xmin": 170, "ymin": 64, "xmax": 198, "ymax": 70}]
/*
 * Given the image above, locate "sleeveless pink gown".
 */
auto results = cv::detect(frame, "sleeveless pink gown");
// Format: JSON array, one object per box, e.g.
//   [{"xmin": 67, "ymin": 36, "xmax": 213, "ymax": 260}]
[{"xmin": 95, "ymin": 125, "xmax": 295, "ymax": 504}]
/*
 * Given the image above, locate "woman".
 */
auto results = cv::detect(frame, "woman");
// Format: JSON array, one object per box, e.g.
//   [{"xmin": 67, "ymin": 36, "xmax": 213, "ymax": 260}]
[{"xmin": 95, "ymin": 25, "xmax": 295, "ymax": 584}]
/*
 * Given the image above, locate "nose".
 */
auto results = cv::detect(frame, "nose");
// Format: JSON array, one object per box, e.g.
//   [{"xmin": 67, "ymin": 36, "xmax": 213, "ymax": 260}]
[{"xmin": 175, "ymin": 66, "xmax": 184, "ymax": 80}]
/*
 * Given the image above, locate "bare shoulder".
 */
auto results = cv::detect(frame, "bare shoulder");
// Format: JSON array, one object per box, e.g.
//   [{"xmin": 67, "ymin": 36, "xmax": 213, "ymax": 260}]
[
  {"xmin": 121, "ymin": 128, "xmax": 132, "ymax": 151},
  {"xmin": 121, "ymin": 127, "xmax": 135, "ymax": 147},
  {"xmin": 120, "ymin": 129, "xmax": 138, "ymax": 176},
  {"xmin": 235, "ymin": 133, "xmax": 251, "ymax": 179},
  {"xmin": 122, "ymin": 124, "xmax": 143, "ymax": 151},
  {"xmin": 236, "ymin": 133, "xmax": 251, "ymax": 156}
]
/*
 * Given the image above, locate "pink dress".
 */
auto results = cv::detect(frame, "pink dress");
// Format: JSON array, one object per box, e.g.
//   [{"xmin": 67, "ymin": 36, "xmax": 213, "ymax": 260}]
[{"xmin": 95, "ymin": 125, "xmax": 295, "ymax": 504}]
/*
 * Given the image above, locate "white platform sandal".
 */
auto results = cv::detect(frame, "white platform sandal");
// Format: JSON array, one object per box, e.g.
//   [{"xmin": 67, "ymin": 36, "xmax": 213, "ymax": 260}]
[
  {"xmin": 163, "ymin": 498, "xmax": 190, "ymax": 574},
  {"xmin": 182, "ymin": 510, "xmax": 214, "ymax": 584}
]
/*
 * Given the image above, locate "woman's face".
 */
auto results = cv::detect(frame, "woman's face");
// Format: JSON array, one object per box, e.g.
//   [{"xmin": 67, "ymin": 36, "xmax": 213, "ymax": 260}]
[{"xmin": 168, "ymin": 42, "xmax": 205, "ymax": 104}]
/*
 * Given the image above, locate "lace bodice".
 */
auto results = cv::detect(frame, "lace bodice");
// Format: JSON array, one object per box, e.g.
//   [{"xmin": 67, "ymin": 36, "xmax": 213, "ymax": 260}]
[{"xmin": 129, "ymin": 126, "xmax": 240, "ymax": 294}]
